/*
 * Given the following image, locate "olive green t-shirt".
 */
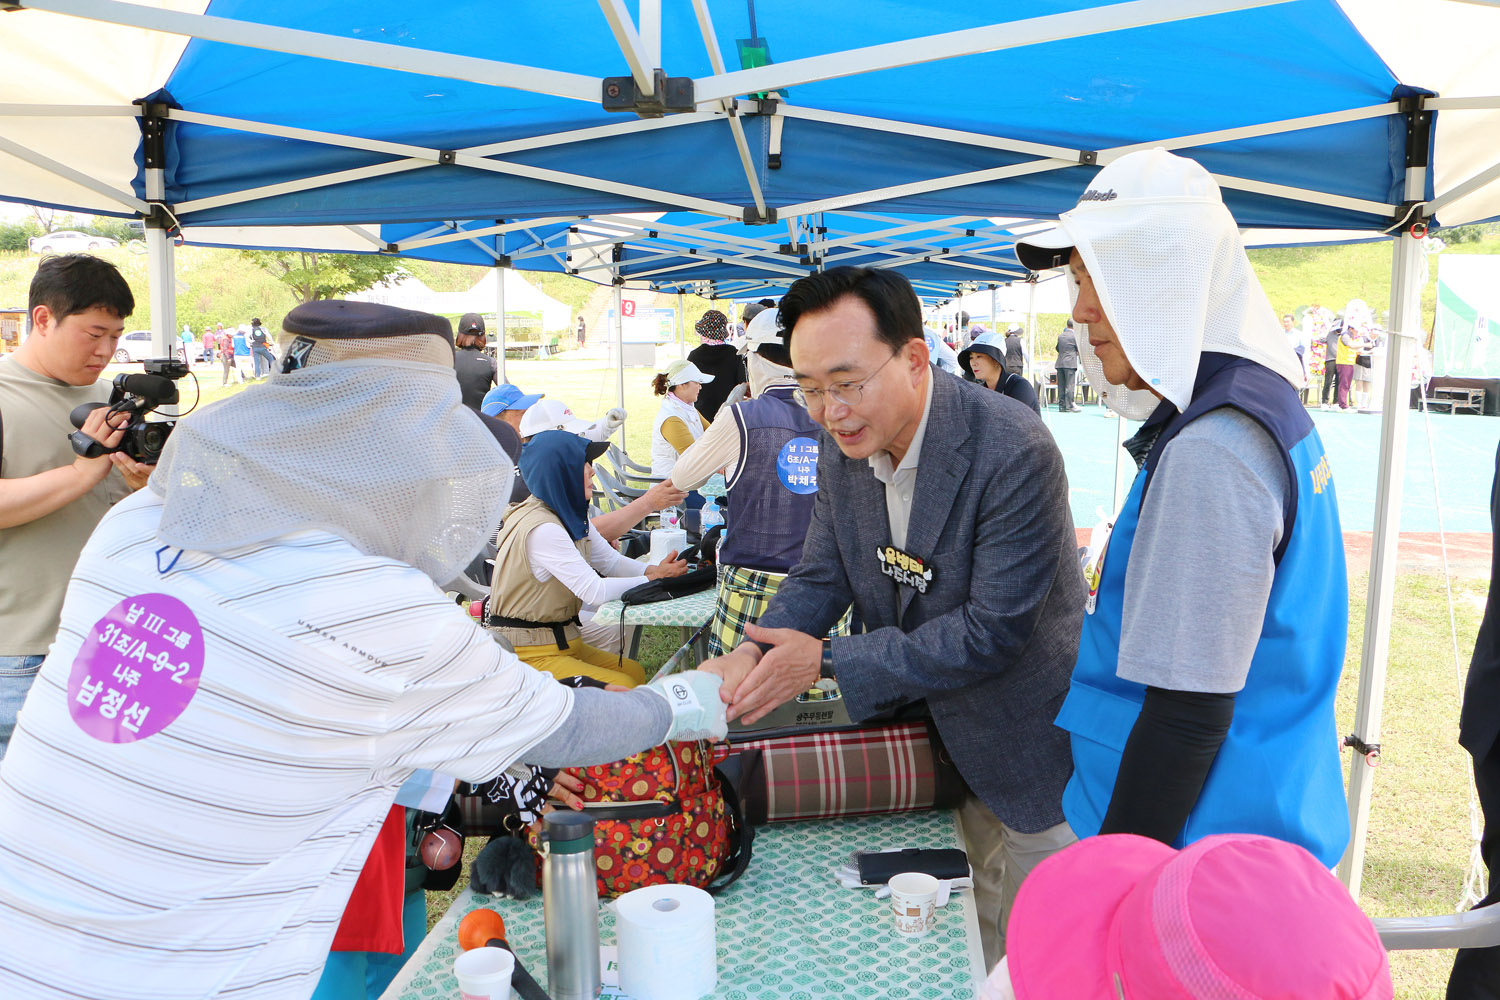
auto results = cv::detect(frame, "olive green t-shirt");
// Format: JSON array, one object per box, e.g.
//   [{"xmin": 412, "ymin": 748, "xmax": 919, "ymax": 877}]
[{"xmin": 0, "ymin": 355, "xmax": 131, "ymax": 654}]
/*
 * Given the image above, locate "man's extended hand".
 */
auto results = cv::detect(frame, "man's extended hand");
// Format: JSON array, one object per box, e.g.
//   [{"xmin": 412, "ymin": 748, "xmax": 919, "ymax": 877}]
[
  {"xmin": 698, "ymin": 643, "xmax": 762, "ymax": 704},
  {"xmin": 726, "ymin": 623, "xmax": 822, "ymax": 725}
]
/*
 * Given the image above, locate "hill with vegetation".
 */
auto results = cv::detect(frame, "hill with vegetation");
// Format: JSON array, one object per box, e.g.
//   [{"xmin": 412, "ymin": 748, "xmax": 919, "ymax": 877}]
[{"xmin": 1, "ymin": 225, "xmax": 1495, "ymax": 345}]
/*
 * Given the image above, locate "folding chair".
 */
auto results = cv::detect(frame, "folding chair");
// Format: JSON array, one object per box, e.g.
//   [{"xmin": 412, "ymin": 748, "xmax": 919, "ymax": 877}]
[
  {"xmin": 608, "ymin": 443, "xmax": 664, "ymax": 486},
  {"xmin": 592, "ymin": 464, "xmax": 649, "ymax": 517}
]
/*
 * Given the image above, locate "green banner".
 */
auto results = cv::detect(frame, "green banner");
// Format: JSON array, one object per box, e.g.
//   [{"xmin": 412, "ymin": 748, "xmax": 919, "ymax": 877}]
[{"xmin": 1433, "ymin": 256, "xmax": 1500, "ymax": 377}]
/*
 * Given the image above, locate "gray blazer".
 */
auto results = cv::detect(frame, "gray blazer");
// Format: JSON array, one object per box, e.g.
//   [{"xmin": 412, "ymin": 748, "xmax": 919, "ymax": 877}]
[{"xmin": 757, "ymin": 368, "xmax": 1084, "ymax": 833}]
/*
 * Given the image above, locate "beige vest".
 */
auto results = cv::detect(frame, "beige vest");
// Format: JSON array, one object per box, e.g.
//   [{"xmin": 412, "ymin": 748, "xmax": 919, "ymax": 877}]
[{"xmin": 488, "ymin": 496, "xmax": 588, "ymax": 647}]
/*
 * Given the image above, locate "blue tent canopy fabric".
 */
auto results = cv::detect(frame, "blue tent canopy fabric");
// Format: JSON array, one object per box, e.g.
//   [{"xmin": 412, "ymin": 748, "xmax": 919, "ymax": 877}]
[{"xmin": 6, "ymin": 0, "xmax": 1473, "ymax": 232}]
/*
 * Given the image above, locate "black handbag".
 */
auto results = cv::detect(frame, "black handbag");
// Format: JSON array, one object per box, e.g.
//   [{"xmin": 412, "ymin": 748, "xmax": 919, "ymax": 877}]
[{"xmin": 619, "ymin": 565, "xmax": 717, "ymax": 606}]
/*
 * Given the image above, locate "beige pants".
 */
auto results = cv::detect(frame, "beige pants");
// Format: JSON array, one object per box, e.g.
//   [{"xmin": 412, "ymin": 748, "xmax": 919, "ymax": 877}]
[{"xmin": 957, "ymin": 793, "xmax": 1077, "ymax": 969}]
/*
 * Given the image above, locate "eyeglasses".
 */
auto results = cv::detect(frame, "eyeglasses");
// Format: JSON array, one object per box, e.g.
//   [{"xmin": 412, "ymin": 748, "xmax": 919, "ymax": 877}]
[{"xmin": 793, "ymin": 350, "xmax": 900, "ymax": 411}]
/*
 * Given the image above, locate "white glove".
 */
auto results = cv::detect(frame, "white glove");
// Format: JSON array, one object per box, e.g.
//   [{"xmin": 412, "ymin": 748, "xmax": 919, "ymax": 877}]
[
  {"xmin": 645, "ymin": 670, "xmax": 728, "ymax": 743},
  {"xmin": 583, "ymin": 407, "xmax": 628, "ymax": 442},
  {"xmin": 715, "ymin": 383, "xmax": 749, "ymax": 416}
]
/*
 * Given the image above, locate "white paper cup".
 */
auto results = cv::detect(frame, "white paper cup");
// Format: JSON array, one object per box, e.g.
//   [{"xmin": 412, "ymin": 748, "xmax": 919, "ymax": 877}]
[
  {"xmin": 455, "ymin": 946, "xmax": 515, "ymax": 1000},
  {"xmin": 889, "ymin": 871, "xmax": 940, "ymax": 938}
]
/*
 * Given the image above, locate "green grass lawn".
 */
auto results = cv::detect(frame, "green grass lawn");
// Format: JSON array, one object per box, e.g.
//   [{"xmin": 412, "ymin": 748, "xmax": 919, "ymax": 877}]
[{"xmin": 1341, "ymin": 571, "xmax": 1489, "ymax": 998}]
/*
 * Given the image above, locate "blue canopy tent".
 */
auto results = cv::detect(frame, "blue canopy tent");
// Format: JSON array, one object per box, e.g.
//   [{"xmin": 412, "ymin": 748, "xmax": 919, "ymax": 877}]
[{"xmin": 6, "ymin": 0, "xmax": 1500, "ymax": 921}]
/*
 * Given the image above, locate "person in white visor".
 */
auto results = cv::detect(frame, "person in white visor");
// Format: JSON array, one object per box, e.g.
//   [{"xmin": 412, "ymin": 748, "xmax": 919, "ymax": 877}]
[
  {"xmin": 650, "ymin": 358, "xmax": 715, "ymax": 478},
  {"xmin": 1015, "ymin": 149, "xmax": 1350, "ymax": 866}
]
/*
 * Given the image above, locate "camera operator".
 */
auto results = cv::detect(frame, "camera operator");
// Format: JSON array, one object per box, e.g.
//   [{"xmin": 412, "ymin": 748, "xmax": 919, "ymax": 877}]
[{"xmin": 0, "ymin": 255, "xmax": 150, "ymax": 759}]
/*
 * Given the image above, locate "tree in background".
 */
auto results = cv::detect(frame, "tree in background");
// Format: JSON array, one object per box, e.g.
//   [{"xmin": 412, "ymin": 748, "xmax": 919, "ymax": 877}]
[{"xmin": 237, "ymin": 250, "xmax": 407, "ymax": 304}]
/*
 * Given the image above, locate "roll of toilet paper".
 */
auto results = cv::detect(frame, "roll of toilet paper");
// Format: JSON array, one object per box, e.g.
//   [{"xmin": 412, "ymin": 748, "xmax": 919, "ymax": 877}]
[
  {"xmin": 615, "ymin": 884, "xmax": 716, "ymax": 1000},
  {"xmin": 648, "ymin": 527, "xmax": 688, "ymax": 565}
]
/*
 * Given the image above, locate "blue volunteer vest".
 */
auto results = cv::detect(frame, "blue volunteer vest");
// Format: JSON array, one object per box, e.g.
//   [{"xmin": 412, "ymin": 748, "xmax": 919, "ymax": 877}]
[
  {"xmin": 717, "ymin": 387, "xmax": 822, "ymax": 574},
  {"xmin": 1057, "ymin": 353, "xmax": 1350, "ymax": 866}
]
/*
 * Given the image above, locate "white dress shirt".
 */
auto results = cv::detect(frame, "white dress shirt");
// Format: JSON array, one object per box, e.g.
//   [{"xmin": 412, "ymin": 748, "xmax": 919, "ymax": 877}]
[{"xmin": 868, "ymin": 370, "xmax": 935, "ymax": 550}]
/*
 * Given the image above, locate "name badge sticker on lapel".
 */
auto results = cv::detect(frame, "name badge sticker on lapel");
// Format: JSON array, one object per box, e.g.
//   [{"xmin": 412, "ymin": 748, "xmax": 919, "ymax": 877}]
[{"xmin": 876, "ymin": 545, "xmax": 934, "ymax": 594}]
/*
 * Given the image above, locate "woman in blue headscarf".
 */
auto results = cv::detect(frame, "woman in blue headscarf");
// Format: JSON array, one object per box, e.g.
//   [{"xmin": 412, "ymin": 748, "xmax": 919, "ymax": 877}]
[{"xmin": 486, "ymin": 430, "xmax": 686, "ymax": 686}]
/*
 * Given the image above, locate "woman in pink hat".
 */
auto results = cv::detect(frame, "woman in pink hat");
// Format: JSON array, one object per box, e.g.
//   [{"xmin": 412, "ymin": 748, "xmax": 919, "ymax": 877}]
[{"xmin": 982, "ymin": 832, "xmax": 1393, "ymax": 1000}]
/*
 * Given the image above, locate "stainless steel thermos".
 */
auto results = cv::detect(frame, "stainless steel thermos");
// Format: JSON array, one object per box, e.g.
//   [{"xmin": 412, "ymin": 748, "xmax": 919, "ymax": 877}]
[{"xmin": 542, "ymin": 810, "xmax": 601, "ymax": 1000}]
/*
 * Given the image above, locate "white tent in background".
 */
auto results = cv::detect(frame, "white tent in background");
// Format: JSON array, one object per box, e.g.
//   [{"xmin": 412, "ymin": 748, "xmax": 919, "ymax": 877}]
[
  {"xmin": 438, "ymin": 270, "xmax": 571, "ymax": 332},
  {"xmin": 346, "ymin": 274, "xmax": 439, "ymax": 312}
]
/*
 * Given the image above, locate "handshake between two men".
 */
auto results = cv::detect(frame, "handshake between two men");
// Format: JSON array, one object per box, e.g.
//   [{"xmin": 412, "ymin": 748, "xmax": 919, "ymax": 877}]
[{"xmin": 648, "ymin": 623, "xmax": 816, "ymax": 741}]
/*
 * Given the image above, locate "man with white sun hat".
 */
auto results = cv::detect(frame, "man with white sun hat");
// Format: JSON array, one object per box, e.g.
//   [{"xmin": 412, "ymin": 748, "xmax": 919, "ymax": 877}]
[{"xmin": 1014, "ymin": 148, "xmax": 1350, "ymax": 865}]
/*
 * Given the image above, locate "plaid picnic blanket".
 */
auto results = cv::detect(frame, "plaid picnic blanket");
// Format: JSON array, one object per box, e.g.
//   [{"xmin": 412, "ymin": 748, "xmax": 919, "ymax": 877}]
[{"xmin": 705, "ymin": 564, "xmax": 851, "ymax": 657}]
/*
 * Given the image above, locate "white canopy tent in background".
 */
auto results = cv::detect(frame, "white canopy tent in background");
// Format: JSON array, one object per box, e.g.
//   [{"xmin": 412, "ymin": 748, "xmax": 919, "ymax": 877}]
[
  {"xmin": 343, "ymin": 270, "xmax": 571, "ymax": 331},
  {"xmin": 4, "ymin": 0, "xmax": 1500, "ymax": 915}
]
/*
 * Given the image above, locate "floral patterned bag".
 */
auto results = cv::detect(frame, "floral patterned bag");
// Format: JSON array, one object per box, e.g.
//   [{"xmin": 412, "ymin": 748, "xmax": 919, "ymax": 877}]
[{"xmin": 528, "ymin": 740, "xmax": 752, "ymax": 899}]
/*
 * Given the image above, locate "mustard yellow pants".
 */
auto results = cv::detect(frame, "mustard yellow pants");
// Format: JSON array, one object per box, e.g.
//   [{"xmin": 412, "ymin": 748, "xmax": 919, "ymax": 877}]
[{"xmin": 513, "ymin": 641, "xmax": 646, "ymax": 689}]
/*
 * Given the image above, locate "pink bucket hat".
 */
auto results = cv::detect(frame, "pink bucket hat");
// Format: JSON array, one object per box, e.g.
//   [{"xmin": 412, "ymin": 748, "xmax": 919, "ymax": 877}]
[{"xmin": 1006, "ymin": 834, "xmax": 1392, "ymax": 1000}]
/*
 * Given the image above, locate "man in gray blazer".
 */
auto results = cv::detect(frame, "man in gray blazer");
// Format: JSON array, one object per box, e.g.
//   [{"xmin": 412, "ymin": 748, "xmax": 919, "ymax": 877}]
[{"xmin": 703, "ymin": 267, "xmax": 1084, "ymax": 964}]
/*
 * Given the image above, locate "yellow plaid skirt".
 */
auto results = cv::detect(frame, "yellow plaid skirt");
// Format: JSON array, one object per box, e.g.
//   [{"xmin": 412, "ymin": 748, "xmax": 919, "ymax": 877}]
[{"xmin": 705, "ymin": 564, "xmax": 852, "ymax": 657}]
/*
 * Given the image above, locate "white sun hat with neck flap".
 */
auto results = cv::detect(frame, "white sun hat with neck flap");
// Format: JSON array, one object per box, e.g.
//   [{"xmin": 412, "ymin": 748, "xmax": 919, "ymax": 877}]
[{"xmin": 1015, "ymin": 148, "xmax": 1304, "ymax": 420}]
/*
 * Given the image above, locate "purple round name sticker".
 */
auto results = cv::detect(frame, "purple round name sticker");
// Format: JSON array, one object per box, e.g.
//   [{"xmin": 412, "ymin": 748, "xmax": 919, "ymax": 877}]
[{"xmin": 67, "ymin": 593, "xmax": 204, "ymax": 744}]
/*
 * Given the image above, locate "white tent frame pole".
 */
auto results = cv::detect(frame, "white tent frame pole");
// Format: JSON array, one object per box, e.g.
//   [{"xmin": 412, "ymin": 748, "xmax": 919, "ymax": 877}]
[
  {"xmin": 1430, "ymin": 160, "xmax": 1500, "ymax": 214},
  {"xmin": 143, "ymin": 159, "xmax": 177, "ymax": 364},
  {"xmin": 587, "ymin": 216, "xmax": 783, "ymax": 251},
  {"xmin": 989, "ymin": 286, "xmax": 998, "ymax": 335},
  {"xmin": 454, "ymin": 153, "xmax": 744, "ymax": 217},
  {"xmin": 20, "ymin": 0, "xmax": 600, "ymax": 102},
  {"xmin": 1338, "ymin": 160, "xmax": 1428, "ymax": 897},
  {"xmin": 495, "ymin": 264, "xmax": 508, "ymax": 385},
  {"xmin": 1027, "ymin": 280, "xmax": 1038, "ymax": 385},
  {"xmin": 779, "ymin": 151, "xmax": 1393, "ymax": 220},
  {"xmin": 778, "ymin": 158, "xmax": 1077, "ymax": 218},
  {"xmin": 693, "ymin": 0, "xmax": 1293, "ymax": 103},
  {"xmin": 394, "ymin": 218, "xmax": 582, "ymax": 253},
  {"xmin": 340, "ymin": 225, "xmax": 386, "ymax": 250},
  {"xmin": 817, "ymin": 215, "xmax": 993, "ymax": 250},
  {"xmin": 613, "ymin": 283, "xmax": 627, "ymax": 414},
  {"xmin": 171, "ymin": 107, "xmax": 717, "ymax": 164},
  {"xmin": 686, "ymin": 0, "xmax": 768, "ymax": 220},
  {"xmin": 778, "ymin": 105, "xmax": 1082, "ymax": 161},
  {"xmin": 597, "ymin": 0, "xmax": 657, "ymax": 96},
  {"xmin": 1426, "ymin": 97, "xmax": 1500, "ymax": 111},
  {"xmin": 678, "ymin": 291, "xmax": 687, "ymax": 361},
  {"xmin": 0, "ymin": 103, "xmax": 140, "ymax": 117},
  {"xmin": 0, "ymin": 134, "xmax": 148, "ymax": 214}
]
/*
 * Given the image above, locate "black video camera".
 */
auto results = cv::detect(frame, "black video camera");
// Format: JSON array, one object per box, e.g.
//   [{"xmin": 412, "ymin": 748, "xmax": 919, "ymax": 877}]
[{"xmin": 69, "ymin": 358, "xmax": 189, "ymax": 465}]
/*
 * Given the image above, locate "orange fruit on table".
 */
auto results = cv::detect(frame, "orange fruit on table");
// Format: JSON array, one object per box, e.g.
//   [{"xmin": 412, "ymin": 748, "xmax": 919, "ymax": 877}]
[{"xmin": 457, "ymin": 908, "xmax": 508, "ymax": 952}]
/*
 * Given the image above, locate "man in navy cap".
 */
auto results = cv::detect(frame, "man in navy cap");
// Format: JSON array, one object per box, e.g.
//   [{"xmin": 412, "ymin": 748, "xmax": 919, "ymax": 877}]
[{"xmin": 481, "ymin": 382, "xmax": 545, "ymax": 435}]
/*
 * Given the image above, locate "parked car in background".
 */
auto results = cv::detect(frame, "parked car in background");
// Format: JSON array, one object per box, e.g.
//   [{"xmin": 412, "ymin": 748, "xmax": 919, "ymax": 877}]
[
  {"xmin": 113, "ymin": 330, "xmax": 155, "ymax": 363},
  {"xmin": 28, "ymin": 230, "xmax": 119, "ymax": 254}
]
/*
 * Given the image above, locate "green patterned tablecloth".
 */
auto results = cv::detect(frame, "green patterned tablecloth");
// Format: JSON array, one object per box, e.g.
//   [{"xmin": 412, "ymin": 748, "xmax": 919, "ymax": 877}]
[
  {"xmin": 381, "ymin": 812, "xmax": 982, "ymax": 1000},
  {"xmin": 591, "ymin": 587, "xmax": 717, "ymax": 628}
]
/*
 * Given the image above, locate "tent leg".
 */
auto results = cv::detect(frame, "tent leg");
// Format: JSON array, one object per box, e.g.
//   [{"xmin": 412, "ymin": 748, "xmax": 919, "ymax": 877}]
[
  {"xmin": 988, "ymin": 286, "xmax": 997, "ymax": 348},
  {"xmin": 678, "ymin": 291, "xmax": 686, "ymax": 360},
  {"xmin": 496, "ymin": 264, "xmax": 507, "ymax": 384},
  {"xmin": 144, "ymin": 228, "xmax": 176, "ymax": 364},
  {"xmin": 614, "ymin": 283, "xmax": 626, "ymax": 416},
  {"xmin": 1027, "ymin": 280, "xmax": 1039, "ymax": 395},
  {"xmin": 1337, "ymin": 230, "xmax": 1423, "ymax": 897}
]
